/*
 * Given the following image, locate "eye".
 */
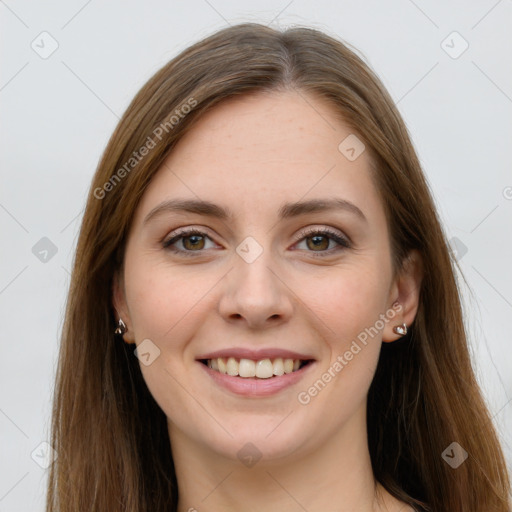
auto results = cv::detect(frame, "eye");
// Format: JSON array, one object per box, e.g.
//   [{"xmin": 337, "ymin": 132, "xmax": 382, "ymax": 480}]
[
  {"xmin": 162, "ymin": 229, "xmax": 217, "ymax": 256},
  {"xmin": 292, "ymin": 227, "xmax": 351, "ymax": 257}
]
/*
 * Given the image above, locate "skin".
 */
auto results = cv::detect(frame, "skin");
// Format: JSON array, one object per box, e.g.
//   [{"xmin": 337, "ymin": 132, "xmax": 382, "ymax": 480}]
[{"xmin": 113, "ymin": 90, "xmax": 422, "ymax": 512}]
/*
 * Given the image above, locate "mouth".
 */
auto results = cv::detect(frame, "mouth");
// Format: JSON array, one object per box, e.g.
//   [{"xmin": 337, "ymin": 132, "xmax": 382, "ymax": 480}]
[{"xmin": 199, "ymin": 357, "xmax": 314, "ymax": 379}]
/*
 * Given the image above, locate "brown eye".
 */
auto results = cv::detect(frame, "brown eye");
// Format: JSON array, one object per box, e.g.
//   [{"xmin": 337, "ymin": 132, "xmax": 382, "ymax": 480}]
[
  {"xmin": 306, "ymin": 234, "xmax": 330, "ymax": 251},
  {"xmin": 163, "ymin": 229, "xmax": 215, "ymax": 255},
  {"xmin": 182, "ymin": 234, "xmax": 206, "ymax": 250},
  {"xmin": 294, "ymin": 227, "xmax": 351, "ymax": 257}
]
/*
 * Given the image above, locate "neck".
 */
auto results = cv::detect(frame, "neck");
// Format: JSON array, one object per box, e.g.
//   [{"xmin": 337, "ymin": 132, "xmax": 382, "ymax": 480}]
[{"xmin": 169, "ymin": 404, "xmax": 396, "ymax": 512}]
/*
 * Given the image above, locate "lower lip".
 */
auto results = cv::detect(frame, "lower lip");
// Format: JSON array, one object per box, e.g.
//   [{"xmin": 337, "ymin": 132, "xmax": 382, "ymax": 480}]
[{"xmin": 198, "ymin": 361, "xmax": 316, "ymax": 397}]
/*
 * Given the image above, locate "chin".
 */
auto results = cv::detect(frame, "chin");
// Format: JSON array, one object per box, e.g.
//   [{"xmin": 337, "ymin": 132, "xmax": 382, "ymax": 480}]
[{"xmin": 199, "ymin": 414, "xmax": 313, "ymax": 465}]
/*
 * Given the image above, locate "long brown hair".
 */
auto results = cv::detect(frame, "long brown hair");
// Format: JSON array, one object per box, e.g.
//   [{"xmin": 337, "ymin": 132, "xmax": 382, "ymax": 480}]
[{"xmin": 46, "ymin": 22, "xmax": 511, "ymax": 511}]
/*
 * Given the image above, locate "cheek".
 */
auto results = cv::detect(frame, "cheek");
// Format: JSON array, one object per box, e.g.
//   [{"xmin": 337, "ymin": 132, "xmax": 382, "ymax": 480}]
[
  {"xmin": 124, "ymin": 257, "xmax": 235, "ymax": 409},
  {"xmin": 124, "ymin": 261, "xmax": 206, "ymax": 416},
  {"xmin": 296, "ymin": 281, "xmax": 385, "ymax": 421},
  {"xmin": 301, "ymin": 262, "xmax": 388, "ymax": 339},
  {"xmin": 125, "ymin": 258, "xmax": 207, "ymax": 342},
  {"xmin": 302, "ymin": 262, "xmax": 387, "ymax": 386}
]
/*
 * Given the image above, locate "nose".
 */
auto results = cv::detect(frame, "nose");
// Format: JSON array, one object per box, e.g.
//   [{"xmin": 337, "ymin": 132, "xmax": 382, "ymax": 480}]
[{"xmin": 218, "ymin": 247, "xmax": 294, "ymax": 330}]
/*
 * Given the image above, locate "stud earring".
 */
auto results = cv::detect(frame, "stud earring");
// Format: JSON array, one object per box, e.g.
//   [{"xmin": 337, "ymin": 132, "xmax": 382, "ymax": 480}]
[
  {"xmin": 114, "ymin": 318, "xmax": 127, "ymax": 335},
  {"xmin": 393, "ymin": 323, "xmax": 407, "ymax": 336}
]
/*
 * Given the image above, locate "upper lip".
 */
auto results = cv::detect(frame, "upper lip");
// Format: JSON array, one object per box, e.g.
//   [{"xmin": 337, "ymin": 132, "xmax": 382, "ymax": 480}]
[{"xmin": 196, "ymin": 348, "xmax": 316, "ymax": 361}]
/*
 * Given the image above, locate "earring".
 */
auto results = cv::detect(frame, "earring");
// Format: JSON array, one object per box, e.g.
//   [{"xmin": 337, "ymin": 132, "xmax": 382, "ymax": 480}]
[
  {"xmin": 393, "ymin": 323, "xmax": 407, "ymax": 336},
  {"xmin": 114, "ymin": 318, "xmax": 127, "ymax": 335}
]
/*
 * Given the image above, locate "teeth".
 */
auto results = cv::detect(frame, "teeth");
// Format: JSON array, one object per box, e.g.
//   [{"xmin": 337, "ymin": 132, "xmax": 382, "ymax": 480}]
[
  {"xmin": 218, "ymin": 357, "xmax": 227, "ymax": 374},
  {"xmin": 206, "ymin": 357, "xmax": 306, "ymax": 378},
  {"xmin": 284, "ymin": 358, "xmax": 294, "ymax": 374},
  {"xmin": 255, "ymin": 359, "xmax": 273, "ymax": 378},
  {"xmin": 226, "ymin": 356, "xmax": 238, "ymax": 376},
  {"xmin": 273, "ymin": 357, "xmax": 284, "ymax": 376},
  {"xmin": 239, "ymin": 358, "xmax": 256, "ymax": 377}
]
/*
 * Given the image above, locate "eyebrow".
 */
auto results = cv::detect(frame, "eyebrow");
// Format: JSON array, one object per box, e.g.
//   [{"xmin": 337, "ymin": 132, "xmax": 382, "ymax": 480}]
[{"xmin": 143, "ymin": 197, "xmax": 367, "ymax": 225}]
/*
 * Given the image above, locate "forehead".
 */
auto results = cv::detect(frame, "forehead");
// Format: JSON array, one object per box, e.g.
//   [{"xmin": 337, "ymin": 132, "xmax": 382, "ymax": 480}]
[{"xmin": 134, "ymin": 90, "xmax": 384, "ymax": 228}]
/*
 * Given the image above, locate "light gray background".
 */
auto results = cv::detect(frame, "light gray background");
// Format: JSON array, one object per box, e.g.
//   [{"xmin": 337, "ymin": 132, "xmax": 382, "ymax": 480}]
[{"xmin": 1, "ymin": 1, "xmax": 511, "ymax": 510}]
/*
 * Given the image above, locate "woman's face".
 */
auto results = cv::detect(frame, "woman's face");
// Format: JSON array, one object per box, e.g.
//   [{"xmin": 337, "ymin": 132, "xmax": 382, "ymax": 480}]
[{"xmin": 114, "ymin": 90, "xmax": 417, "ymax": 464}]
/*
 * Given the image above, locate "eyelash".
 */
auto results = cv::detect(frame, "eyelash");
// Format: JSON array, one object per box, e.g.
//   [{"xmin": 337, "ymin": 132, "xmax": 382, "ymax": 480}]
[{"xmin": 162, "ymin": 227, "xmax": 351, "ymax": 258}]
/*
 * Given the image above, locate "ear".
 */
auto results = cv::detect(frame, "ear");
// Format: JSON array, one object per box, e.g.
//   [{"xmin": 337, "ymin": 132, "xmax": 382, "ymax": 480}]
[
  {"xmin": 382, "ymin": 249, "xmax": 423, "ymax": 343},
  {"xmin": 112, "ymin": 268, "xmax": 136, "ymax": 344}
]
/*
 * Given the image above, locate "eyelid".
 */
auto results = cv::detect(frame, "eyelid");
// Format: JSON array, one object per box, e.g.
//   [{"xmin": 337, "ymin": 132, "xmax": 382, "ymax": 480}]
[{"xmin": 291, "ymin": 225, "xmax": 350, "ymax": 245}]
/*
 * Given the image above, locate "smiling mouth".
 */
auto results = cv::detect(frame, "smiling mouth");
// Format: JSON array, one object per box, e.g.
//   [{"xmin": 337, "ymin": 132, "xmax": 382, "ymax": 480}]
[{"xmin": 199, "ymin": 357, "xmax": 313, "ymax": 379}]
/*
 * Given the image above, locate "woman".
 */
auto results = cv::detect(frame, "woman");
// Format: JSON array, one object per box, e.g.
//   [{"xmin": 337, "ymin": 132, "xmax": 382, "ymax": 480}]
[{"xmin": 46, "ymin": 23, "xmax": 511, "ymax": 511}]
